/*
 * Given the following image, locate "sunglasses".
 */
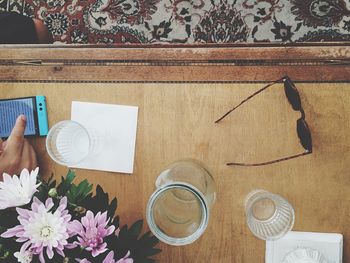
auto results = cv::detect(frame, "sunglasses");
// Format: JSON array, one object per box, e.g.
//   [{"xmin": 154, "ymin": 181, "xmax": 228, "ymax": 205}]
[{"xmin": 215, "ymin": 75, "xmax": 312, "ymax": 166}]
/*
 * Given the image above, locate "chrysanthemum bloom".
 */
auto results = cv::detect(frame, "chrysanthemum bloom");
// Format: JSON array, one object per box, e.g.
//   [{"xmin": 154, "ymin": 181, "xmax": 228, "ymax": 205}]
[
  {"xmin": 104, "ymin": 251, "xmax": 133, "ymax": 263},
  {"xmin": 14, "ymin": 242, "xmax": 33, "ymax": 263},
  {"xmin": 0, "ymin": 167, "xmax": 40, "ymax": 209},
  {"xmin": 76, "ymin": 250, "xmax": 133, "ymax": 263},
  {"xmin": 1, "ymin": 197, "xmax": 72, "ymax": 263},
  {"xmin": 70, "ymin": 210, "xmax": 115, "ymax": 257}
]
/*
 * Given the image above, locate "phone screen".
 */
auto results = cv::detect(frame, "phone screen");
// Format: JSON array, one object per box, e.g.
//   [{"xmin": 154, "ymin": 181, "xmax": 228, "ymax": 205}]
[{"xmin": 0, "ymin": 97, "xmax": 38, "ymax": 137}]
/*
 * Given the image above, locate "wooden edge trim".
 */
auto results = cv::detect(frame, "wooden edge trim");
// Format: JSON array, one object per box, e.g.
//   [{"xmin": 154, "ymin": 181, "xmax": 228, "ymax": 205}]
[
  {"xmin": 1, "ymin": 65, "xmax": 349, "ymax": 82},
  {"xmin": 0, "ymin": 45, "xmax": 349, "ymax": 61}
]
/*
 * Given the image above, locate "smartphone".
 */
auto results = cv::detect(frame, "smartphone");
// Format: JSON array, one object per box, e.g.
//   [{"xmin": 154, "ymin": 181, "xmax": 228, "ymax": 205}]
[{"xmin": 0, "ymin": 96, "xmax": 48, "ymax": 138}]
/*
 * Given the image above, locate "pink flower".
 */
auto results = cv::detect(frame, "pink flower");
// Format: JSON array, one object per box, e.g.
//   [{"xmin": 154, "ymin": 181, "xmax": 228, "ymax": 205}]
[
  {"xmin": 103, "ymin": 251, "xmax": 133, "ymax": 263},
  {"xmin": 14, "ymin": 241, "xmax": 33, "ymax": 263},
  {"xmin": 77, "ymin": 251, "xmax": 133, "ymax": 263},
  {"xmin": 1, "ymin": 197, "xmax": 71, "ymax": 263},
  {"xmin": 70, "ymin": 210, "xmax": 115, "ymax": 257},
  {"xmin": 115, "ymin": 227, "xmax": 120, "ymax": 236}
]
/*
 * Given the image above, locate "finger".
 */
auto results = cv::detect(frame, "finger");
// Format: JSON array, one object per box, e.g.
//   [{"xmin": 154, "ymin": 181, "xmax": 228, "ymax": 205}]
[
  {"xmin": 1, "ymin": 139, "xmax": 7, "ymax": 152},
  {"xmin": 20, "ymin": 140, "xmax": 37, "ymax": 171},
  {"xmin": 1, "ymin": 140, "xmax": 6, "ymax": 150},
  {"xmin": 5, "ymin": 115, "xmax": 26, "ymax": 155},
  {"xmin": 28, "ymin": 142, "xmax": 37, "ymax": 169}
]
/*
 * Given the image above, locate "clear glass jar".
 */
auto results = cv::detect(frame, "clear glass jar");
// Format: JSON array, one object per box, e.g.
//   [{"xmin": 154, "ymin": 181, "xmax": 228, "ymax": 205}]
[{"xmin": 146, "ymin": 160, "xmax": 216, "ymax": 246}]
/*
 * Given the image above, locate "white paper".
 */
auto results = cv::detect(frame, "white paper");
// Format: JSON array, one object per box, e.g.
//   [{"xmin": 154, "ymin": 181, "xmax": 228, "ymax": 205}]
[{"xmin": 71, "ymin": 101, "xmax": 138, "ymax": 174}]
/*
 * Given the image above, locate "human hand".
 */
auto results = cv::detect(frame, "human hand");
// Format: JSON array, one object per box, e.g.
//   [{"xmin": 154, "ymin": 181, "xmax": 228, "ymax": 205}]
[{"xmin": 0, "ymin": 115, "xmax": 37, "ymax": 178}]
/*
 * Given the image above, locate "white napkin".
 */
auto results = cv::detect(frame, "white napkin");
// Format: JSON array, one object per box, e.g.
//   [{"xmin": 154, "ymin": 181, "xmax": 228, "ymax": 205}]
[{"xmin": 71, "ymin": 101, "xmax": 138, "ymax": 174}]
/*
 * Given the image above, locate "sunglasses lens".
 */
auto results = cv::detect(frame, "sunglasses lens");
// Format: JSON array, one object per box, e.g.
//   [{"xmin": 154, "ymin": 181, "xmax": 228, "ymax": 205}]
[
  {"xmin": 297, "ymin": 118, "xmax": 312, "ymax": 152},
  {"xmin": 284, "ymin": 76, "xmax": 302, "ymax": 111}
]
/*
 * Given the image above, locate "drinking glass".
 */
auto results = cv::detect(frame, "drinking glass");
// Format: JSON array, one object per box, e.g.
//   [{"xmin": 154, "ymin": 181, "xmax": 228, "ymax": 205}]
[
  {"xmin": 146, "ymin": 160, "xmax": 216, "ymax": 246},
  {"xmin": 245, "ymin": 189, "xmax": 295, "ymax": 240},
  {"xmin": 46, "ymin": 120, "xmax": 96, "ymax": 166},
  {"xmin": 283, "ymin": 248, "xmax": 328, "ymax": 263}
]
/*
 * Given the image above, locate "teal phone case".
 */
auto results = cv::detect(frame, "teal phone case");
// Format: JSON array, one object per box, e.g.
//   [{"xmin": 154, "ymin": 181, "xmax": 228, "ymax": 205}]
[{"xmin": 35, "ymin": 96, "xmax": 49, "ymax": 136}]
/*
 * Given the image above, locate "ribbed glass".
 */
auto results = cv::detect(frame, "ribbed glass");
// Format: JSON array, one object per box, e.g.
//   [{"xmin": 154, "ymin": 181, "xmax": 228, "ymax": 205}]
[
  {"xmin": 46, "ymin": 120, "xmax": 91, "ymax": 166},
  {"xmin": 245, "ymin": 189, "xmax": 295, "ymax": 240},
  {"xmin": 282, "ymin": 248, "xmax": 328, "ymax": 263}
]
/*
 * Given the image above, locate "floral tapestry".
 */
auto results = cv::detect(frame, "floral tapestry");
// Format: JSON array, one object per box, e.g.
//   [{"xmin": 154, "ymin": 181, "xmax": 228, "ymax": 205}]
[{"xmin": 1, "ymin": 0, "xmax": 350, "ymax": 44}]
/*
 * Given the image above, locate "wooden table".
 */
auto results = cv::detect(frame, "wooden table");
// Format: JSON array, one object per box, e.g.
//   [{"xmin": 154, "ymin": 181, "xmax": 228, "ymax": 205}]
[{"xmin": 1, "ymin": 44, "xmax": 350, "ymax": 262}]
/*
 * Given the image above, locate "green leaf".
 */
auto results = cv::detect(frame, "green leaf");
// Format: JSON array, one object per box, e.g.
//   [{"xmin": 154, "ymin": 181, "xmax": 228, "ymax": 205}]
[
  {"xmin": 111, "ymin": 215, "xmax": 120, "ymax": 230},
  {"xmin": 138, "ymin": 259, "xmax": 156, "ymax": 263},
  {"xmin": 66, "ymin": 179, "xmax": 93, "ymax": 205},
  {"xmin": 128, "ymin": 220, "xmax": 143, "ymax": 239},
  {"xmin": 80, "ymin": 184, "xmax": 118, "ymax": 218},
  {"xmin": 144, "ymin": 248, "xmax": 162, "ymax": 256},
  {"xmin": 112, "ymin": 221, "xmax": 161, "ymax": 263},
  {"xmin": 107, "ymin": 198, "xmax": 118, "ymax": 219},
  {"xmin": 118, "ymin": 225, "xmax": 128, "ymax": 238},
  {"xmin": 57, "ymin": 170, "xmax": 76, "ymax": 196},
  {"xmin": 135, "ymin": 231, "xmax": 159, "ymax": 248}
]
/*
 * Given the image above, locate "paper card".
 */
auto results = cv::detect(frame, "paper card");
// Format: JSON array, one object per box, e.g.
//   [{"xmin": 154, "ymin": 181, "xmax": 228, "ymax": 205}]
[{"xmin": 71, "ymin": 101, "xmax": 138, "ymax": 174}]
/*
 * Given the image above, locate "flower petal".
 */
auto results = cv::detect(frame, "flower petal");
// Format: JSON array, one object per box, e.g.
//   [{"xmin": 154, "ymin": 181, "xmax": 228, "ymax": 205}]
[
  {"xmin": 47, "ymin": 246, "xmax": 54, "ymax": 259},
  {"xmin": 1, "ymin": 225, "xmax": 23, "ymax": 238}
]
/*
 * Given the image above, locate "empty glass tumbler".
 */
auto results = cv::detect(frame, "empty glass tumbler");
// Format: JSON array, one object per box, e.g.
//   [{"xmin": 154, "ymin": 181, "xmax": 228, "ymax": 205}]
[
  {"xmin": 282, "ymin": 248, "xmax": 328, "ymax": 263},
  {"xmin": 46, "ymin": 120, "xmax": 97, "ymax": 166},
  {"xmin": 146, "ymin": 160, "xmax": 216, "ymax": 246},
  {"xmin": 245, "ymin": 189, "xmax": 295, "ymax": 240}
]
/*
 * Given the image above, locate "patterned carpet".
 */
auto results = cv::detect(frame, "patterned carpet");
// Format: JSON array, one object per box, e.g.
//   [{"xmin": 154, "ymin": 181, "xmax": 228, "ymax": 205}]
[{"xmin": 1, "ymin": 0, "xmax": 350, "ymax": 44}]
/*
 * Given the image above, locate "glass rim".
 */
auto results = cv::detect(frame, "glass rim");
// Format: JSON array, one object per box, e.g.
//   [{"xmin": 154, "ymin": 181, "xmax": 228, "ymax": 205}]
[
  {"xmin": 155, "ymin": 159, "xmax": 216, "ymax": 192},
  {"xmin": 45, "ymin": 120, "xmax": 91, "ymax": 166},
  {"xmin": 146, "ymin": 182, "xmax": 209, "ymax": 246}
]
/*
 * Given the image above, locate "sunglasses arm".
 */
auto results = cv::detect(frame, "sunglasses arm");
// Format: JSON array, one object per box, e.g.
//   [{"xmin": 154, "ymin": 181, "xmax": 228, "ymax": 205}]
[
  {"xmin": 215, "ymin": 79, "xmax": 284, "ymax": 123},
  {"xmin": 226, "ymin": 150, "xmax": 312, "ymax": 166}
]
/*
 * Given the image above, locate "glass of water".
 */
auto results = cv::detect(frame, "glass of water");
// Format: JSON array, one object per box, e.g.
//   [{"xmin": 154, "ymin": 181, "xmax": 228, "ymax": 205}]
[
  {"xmin": 46, "ymin": 120, "xmax": 93, "ymax": 166},
  {"xmin": 245, "ymin": 189, "xmax": 295, "ymax": 240},
  {"xmin": 146, "ymin": 160, "xmax": 216, "ymax": 246}
]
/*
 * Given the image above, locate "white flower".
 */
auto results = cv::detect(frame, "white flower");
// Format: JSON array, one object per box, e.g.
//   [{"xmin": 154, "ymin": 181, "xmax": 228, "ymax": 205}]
[
  {"xmin": 0, "ymin": 168, "xmax": 41, "ymax": 209},
  {"xmin": 14, "ymin": 242, "xmax": 33, "ymax": 263},
  {"xmin": 1, "ymin": 197, "xmax": 72, "ymax": 262}
]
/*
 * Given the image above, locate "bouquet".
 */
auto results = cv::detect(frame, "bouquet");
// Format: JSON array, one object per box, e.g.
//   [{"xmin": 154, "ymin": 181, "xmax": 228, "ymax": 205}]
[{"xmin": 0, "ymin": 168, "xmax": 161, "ymax": 263}]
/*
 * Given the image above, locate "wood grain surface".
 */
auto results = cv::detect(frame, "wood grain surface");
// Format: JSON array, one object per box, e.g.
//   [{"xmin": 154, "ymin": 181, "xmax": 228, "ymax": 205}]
[{"xmin": 1, "ymin": 81, "xmax": 349, "ymax": 262}]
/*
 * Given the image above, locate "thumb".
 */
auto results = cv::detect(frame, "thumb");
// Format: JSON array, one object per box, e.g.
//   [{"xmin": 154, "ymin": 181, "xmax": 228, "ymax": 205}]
[{"xmin": 4, "ymin": 115, "xmax": 26, "ymax": 154}]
